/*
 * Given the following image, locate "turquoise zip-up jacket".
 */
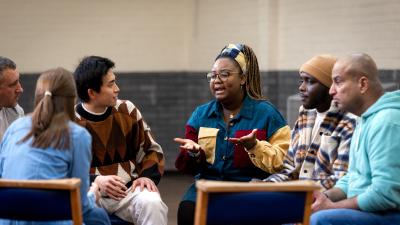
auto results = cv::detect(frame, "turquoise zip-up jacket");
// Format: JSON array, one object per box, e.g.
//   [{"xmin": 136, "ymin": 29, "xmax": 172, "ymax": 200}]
[{"xmin": 335, "ymin": 90, "xmax": 400, "ymax": 212}]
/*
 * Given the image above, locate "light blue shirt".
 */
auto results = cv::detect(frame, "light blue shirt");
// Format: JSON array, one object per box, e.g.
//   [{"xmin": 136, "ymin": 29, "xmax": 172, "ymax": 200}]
[
  {"xmin": 335, "ymin": 91, "xmax": 400, "ymax": 212},
  {"xmin": 0, "ymin": 116, "xmax": 94, "ymax": 224}
]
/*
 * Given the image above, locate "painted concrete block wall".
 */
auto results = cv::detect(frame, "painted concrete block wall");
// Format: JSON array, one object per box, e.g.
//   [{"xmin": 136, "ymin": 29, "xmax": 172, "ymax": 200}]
[
  {"xmin": 0, "ymin": 0, "xmax": 194, "ymax": 72},
  {"xmin": 277, "ymin": 0, "xmax": 400, "ymax": 70},
  {"xmin": 1, "ymin": 0, "xmax": 399, "ymax": 72}
]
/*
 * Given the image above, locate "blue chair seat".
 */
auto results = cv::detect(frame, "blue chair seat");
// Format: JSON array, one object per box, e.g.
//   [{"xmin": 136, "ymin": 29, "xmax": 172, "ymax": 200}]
[
  {"xmin": 0, "ymin": 178, "xmax": 83, "ymax": 224},
  {"xmin": 207, "ymin": 191, "xmax": 306, "ymax": 225},
  {"xmin": 194, "ymin": 180, "xmax": 320, "ymax": 225}
]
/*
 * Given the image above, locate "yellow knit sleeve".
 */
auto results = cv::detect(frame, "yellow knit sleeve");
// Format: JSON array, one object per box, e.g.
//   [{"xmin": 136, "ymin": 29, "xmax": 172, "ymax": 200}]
[{"xmin": 246, "ymin": 125, "xmax": 291, "ymax": 173}]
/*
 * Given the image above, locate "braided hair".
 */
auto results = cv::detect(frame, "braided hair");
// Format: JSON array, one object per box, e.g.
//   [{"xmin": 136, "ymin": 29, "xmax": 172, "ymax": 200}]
[
  {"xmin": 216, "ymin": 44, "xmax": 265, "ymax": 100},
  {"xmin": 242, "ymin": 45, "xmax": 264, "ymax": 100}
]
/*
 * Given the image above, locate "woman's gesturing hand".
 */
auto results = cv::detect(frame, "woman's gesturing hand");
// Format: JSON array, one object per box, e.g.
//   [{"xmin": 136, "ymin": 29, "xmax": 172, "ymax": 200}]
[{"xmin": 174, "ymin": 138, "xmax": 202, "ymax": 153}]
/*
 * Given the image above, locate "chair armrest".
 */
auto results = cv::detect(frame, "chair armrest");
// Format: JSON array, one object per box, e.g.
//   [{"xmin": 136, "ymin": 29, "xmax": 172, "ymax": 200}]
[
  {"xmin": 0, "ymin": 178, "xmax": 81, "ymax": 190},
  {"xmin": 196, "ymin": 179, "xmax": 320, "ymax": 193}
]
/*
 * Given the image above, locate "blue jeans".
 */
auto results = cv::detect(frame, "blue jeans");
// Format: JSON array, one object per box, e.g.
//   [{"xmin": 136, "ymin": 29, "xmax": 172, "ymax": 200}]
[
  {"xmin": 83, "ymin": 206, "xmax": 111, "ymax": 225},
  {"xmin": 311, "ymin": 209, "xmax": 400, "ymax": 225}
]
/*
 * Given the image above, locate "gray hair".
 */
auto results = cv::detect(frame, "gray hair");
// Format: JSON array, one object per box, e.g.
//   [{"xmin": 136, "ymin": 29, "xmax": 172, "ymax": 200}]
[{"xmin": 0, "ymin": 56, "xmax": 17, "ymax": 77}]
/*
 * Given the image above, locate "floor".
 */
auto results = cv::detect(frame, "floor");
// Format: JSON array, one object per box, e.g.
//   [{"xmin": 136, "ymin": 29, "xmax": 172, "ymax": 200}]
[{"xmin": 158, "ymin": 172, "xmax": 194, "ymax": 225}]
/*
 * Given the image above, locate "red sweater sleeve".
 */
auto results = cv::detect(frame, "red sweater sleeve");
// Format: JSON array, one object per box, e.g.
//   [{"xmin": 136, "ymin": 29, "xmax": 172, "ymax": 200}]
[{"xmin": 175, "ymin": 125, "xmax": 206, "ymax": 174}]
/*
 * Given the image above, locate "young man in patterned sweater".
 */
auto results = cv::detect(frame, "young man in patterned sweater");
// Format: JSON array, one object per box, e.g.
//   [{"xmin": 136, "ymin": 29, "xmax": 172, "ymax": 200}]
[
  {"xmin": 74, "ymin": 56, "xmax": 167, "ymax": 225},
  {"xmin": 264, "ymin": 54, "xmax": 356, "ymax": 190}
]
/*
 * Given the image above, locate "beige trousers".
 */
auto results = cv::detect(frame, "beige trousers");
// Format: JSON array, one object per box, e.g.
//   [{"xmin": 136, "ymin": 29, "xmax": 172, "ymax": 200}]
[{"xmin": 99, "ymin": 186, "xmax": 168, "ymax": 225}]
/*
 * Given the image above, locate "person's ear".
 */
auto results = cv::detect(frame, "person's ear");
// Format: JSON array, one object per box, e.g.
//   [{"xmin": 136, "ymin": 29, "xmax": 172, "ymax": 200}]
[
  {"xmin": 358, "ymin": 76, "xmax": 369, "ymax": 94},
  {"xmin": 240, "ymin": 73, "xmax": 246, "ymax": 86},
  {"xmin": 87, "ymin": 88, "xmax": 97, "ymax": 100}
]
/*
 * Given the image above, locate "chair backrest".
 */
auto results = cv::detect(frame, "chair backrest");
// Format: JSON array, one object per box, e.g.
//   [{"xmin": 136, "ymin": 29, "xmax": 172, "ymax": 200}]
[
  {"xmin": 0, "ymin": 178, "xmax": 83, "ymax": 225},
  {"xmin": 194, "ymin": 180, "xmax": 320, "ymax": 225}
]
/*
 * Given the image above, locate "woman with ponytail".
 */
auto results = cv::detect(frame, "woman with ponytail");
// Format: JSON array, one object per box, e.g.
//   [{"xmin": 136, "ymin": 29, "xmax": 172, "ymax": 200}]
[
  {"xmin": 174, "ymin": 44, "xmax": 291, "ymax": 224},
  {"xmin": 0, "ymin": 68, "xmax": 110, "ymax": 225}
]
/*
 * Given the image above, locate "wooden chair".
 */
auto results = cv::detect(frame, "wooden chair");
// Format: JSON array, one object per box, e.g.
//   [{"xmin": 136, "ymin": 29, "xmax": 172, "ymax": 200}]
[
  {"xmin": 194, "ymin": 180, "xmax": 320, "ymax": 225},
  {"xmin": 0, "ymin": 178, "xmax": 83, "ymax": 225}
]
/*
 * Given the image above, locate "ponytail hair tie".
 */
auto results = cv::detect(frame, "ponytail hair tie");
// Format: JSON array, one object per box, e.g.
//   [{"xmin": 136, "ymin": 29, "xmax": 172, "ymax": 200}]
[{"xmin": 44, "ymin": 91, "xmax": 52, "ymax": 97}]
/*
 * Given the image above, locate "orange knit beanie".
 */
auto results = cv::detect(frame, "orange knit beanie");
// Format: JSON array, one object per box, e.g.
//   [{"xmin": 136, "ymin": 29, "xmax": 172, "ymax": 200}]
[{"xmin": 300, "ymin": 54, "xmax": 337, "ymax": 87}]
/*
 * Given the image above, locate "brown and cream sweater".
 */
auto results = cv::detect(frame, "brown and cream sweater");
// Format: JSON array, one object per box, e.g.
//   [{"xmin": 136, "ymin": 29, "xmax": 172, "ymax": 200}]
[{"xmin": 75, "ymin": 99, "xmax": 164, "ymax": 186}]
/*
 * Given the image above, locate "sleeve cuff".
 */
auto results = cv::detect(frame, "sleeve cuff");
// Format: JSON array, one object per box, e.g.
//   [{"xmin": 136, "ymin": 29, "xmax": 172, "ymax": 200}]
[
  {"xmin": 334, "ymin": 183, "xmax": 348, "ymax": 196},
  {"xmin": 246, "ymin": 140, "xmax": 271, "ymax": 158},
  {"xmin": 86, "ymin": 191, "xmax": 96, "ymax": 209},
  {"xmin": 188, "ymin": 151, "xmax": 201, "ymax": 157},
  {"xmin": 357, "ymin": 193, "xmax": 370, "ymax": 211}
]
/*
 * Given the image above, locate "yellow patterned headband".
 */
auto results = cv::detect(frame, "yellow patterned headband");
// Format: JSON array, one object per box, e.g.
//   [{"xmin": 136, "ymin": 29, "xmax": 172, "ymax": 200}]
[{"xmin": 217, "ymin": 44, "xmax": 247, "ymax": 73}]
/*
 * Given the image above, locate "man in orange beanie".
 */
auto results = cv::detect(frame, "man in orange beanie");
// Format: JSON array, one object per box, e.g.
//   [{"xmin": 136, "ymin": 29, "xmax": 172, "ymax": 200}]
[{"xmin": 264, "ymin": 54, "xmax": 356, "ymax": 190}]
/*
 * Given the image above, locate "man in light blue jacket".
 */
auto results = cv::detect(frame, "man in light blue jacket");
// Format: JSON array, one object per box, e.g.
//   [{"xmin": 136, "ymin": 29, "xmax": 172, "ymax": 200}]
[{"xmin": 311, "ymin": 53, "xmax": 400, "ymax": 225}]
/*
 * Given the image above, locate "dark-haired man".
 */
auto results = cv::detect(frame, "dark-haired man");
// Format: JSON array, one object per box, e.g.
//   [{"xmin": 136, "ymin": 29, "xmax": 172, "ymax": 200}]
[
  {"xmin": 74, "ymin": 56, "xmax": 167, "ymax": 225},
  {"xmin": 0, "ymin": 56, "xmax": 24, "ymax": 142}
]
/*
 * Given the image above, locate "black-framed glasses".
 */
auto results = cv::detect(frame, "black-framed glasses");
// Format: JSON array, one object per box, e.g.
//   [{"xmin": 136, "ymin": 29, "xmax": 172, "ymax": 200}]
[{"xmin": 206, "ymin": 71, "xmax": 241, "ymax": 83}]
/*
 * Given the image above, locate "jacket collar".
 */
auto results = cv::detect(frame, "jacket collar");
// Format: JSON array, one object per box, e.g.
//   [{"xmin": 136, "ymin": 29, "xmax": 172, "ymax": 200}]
[{"xmin": 208, "ymin": 95, "xmax": 254, "ymax": 120}]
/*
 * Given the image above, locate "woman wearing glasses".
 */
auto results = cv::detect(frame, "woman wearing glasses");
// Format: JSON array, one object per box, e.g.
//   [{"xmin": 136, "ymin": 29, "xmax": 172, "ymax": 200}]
[{"xmin": 174, "ymin": 44, "xmax": 291, "ymax": 225}]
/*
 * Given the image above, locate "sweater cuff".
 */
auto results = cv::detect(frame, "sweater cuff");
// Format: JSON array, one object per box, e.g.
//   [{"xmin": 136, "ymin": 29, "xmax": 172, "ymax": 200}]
[
  {"xmin": 188, "ymin": 150, "xmax": 201, "ymax": 157},
  {"xmin": 357, "ymin": 192, "xmax": 375, "ymax": 212},
  {"xmin": 140, "ymin": 164, "xmax": 162, "ymax": 185},
  {"xmin": 90, "ymin": 174, "xmax": 98, "ymax": 184}
]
